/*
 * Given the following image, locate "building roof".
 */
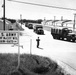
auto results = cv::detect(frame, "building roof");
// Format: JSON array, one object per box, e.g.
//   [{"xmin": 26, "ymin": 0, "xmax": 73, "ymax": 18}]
[{"xmin": 43, "ymin": 19, "xmax": 73, "ymax": 24}]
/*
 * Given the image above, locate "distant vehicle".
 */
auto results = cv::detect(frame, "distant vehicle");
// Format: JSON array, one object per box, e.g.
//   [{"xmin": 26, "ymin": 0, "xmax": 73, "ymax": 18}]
[
  {"xmin": 25, "ymin": 22, "xmax": 28, "ymax": 27},
  {"xmin": 51, "ymin": 27, "xmax": 76, "ymax": 42},
  {"xmin": 28, "ymin": 24, "xmax": 33, "ymax": 29},
  {"xmin": 33, "ymin": 25, "xmax": 44, "ymax": 34}
]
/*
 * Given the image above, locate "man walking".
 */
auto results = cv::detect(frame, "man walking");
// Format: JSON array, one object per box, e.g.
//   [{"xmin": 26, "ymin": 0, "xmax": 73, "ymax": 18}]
[{"xmin": 36, "ymin": 37, "xmax": 40, "ymax": 48}]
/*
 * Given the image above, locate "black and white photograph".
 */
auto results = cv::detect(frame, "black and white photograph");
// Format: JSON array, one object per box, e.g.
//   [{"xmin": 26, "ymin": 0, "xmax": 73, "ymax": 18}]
[{"xmin": 0, "ymin": 0, "xmax": 76, "ymax": 75}]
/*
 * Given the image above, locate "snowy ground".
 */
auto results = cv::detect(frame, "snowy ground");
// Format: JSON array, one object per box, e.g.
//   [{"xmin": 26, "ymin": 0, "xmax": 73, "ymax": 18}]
[{"xmin": 0, "ymin": 25, "xmax": 76, "ymax": 75}]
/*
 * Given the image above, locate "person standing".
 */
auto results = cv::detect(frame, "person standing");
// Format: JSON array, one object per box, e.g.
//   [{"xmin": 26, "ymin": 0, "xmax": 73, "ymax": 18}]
[{"xmin": 36, "ymin": 37, "xmax": 40, "ymax": 48}]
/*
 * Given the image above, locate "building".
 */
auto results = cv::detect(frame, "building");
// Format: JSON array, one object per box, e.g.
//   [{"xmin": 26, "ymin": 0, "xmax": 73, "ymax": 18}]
[{"xmin": 0, "ymin": 19, "xmax": 17, "ymax": 30}]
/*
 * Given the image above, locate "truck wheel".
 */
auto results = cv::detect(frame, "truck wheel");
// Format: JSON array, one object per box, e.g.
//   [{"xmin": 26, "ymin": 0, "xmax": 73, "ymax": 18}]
[
  {"xmin": 61, "ymin": 37, "xmax": 64, "ymax": 40},
  {"xmin": 33, "ymin": 30, "xmax": 35, "ymax": 32},
  {"xmin": 53, "ymin": 35, "xmax": 56, "ymax": 39},
  {"xmin": 54, "ymin": 35, "xmax": 57, "ymax": 39},
  {"xmin": 53, "ymin": 37, "xmax": 56, "ymax": 39},
  {"xmin": 67, "ymin": 37, "xmax": 71, "ymax": 41},
  {"xmin": 57, "ymin": 36, "xmax": 60, "ymax": 39},
  {"xmin": 72, "ymin": 39, "xmax": 75, "ymax": 42},
  {"xmin": 56, "ymin": 35, "xmax": 58, "ymax": 39}
]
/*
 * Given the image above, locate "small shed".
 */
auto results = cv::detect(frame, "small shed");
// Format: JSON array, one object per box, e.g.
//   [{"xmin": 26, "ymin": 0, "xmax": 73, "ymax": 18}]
[{"xmin": 0, "ymin": 19, "xmax": 13, "ymax": 30}]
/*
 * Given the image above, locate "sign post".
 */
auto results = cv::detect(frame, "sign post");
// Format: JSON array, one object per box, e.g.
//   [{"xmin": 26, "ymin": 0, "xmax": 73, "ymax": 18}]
[{"xmin": 30, "ymin": 39, "xmax": 32, "ymax": 55}]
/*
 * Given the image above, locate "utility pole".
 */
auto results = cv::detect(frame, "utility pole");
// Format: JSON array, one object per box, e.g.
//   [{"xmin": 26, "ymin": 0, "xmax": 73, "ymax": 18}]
[
  {"xmin": 73, "ymin": 14, "xmax": 76, "ymax": 31},
  {"xmin": 61, "ymin": 16, "xmax": 63, "ymax": 21},
  {"xmin": 54, "ymin": 16, "xmax": 56, "ymax": 26},
  {"xmin": 61, "ymin": 16, "xmax": 63, "ymax": 27},
  {"xmin": 3, "ymin": 0, "xmax": 5, "ymax": 30}
]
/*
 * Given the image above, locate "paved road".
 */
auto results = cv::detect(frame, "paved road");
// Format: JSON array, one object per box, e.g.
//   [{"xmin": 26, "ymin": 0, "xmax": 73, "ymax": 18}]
[{"xmin": 22, "ymin": 25, "xmax": 76, "ymax": 75}]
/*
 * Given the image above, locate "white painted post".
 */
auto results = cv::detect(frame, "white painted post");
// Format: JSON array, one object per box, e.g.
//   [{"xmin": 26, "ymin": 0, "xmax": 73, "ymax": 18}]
[{"xmin": 30, "ymin": 39, "xmax": 32, "ymax": 55}]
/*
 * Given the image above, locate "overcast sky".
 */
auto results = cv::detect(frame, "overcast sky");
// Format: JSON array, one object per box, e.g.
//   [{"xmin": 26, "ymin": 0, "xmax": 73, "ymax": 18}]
[{"xmin": 0, "ymin": 0, "xmax": 76, "ymax": 20}]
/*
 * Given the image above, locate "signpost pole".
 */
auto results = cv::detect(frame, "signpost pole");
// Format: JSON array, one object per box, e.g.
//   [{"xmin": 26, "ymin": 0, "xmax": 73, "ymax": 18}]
[{"xmin": 30, "ymin": 39, "xmax": 32, "ymax": 55}]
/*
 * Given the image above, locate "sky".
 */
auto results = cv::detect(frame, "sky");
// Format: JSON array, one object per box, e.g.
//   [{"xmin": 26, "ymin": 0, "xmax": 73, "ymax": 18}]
[{"xmin": 0, "ymin": 0, "xmax": 76, "ymax": 20}]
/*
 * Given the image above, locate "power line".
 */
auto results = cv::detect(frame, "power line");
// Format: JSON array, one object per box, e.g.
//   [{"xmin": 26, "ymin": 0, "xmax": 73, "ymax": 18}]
[{"xmin": 8, "ymin": 0, "xmax": 76, "ymax": 11}]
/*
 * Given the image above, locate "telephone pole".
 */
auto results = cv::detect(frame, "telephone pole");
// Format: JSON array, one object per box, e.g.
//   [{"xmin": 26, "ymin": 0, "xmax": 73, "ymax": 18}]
[
  {"xmin": 3, "ymin": 0, "xmax": 5, "ymax": 30},
  {"xmin": 54, "ymin": 16, "xmax": 56, "ymax": 26},
  {"xmin": 20, "ymin": 14, "xmax": 22, "ymax": 26},
  {"xmin": 61, "ymin": 16, "xmax": 63, "ymax": 27}
]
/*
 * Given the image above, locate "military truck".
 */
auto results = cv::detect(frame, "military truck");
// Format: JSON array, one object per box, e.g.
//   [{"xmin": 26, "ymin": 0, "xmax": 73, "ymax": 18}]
[
  {"xmin": 33, "ymin": 25, "xmax": 44, "ymax": 34},
  {"xmin": 51, "ymin": 27, "xmax": 76, "ymax": 42}
]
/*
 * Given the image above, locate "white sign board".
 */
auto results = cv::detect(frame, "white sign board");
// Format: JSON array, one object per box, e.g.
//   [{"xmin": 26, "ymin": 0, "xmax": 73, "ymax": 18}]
[{"xmin": 0, "ymin": 31, "xmax": 19, "ymax": 44}]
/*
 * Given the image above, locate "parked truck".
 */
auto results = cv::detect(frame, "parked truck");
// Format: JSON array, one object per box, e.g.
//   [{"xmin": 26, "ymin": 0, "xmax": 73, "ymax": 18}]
[
  {"xmin": 33, "ymin": 24, "xmax": 44, "ymax": 34},
  {"xmin": 51, "ymin": 27, "xmax": 76, "ymax": 42}
]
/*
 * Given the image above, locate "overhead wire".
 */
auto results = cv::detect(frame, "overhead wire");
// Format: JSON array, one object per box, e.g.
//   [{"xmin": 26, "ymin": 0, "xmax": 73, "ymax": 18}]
[{"xmin": 7, "ymin": 0, "xmax": 76, "ymax": 11}]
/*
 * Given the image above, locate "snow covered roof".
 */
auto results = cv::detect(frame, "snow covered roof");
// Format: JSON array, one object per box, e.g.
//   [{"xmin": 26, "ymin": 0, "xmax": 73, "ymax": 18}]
[
  {"xmin": 45, "ymin": 20, "xmax": 59, "ymax": 23},
  {"xmin": 44, "ymin": 20, "xmax": 73, "ymax": 24},
  {"xmin": 0, "ymin": 19, "xmax": 12, "ymax": 25},
  {"xmin": 0, "ymin": 19, "xmax": 3, "ymax": 22},
  {"xmin": 55, "ymin": 20, "xmax": 72, "ymax": 24},
  {"xmin": 5, "ymin": 19, "xmax": 11, "ymax": 25}
]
